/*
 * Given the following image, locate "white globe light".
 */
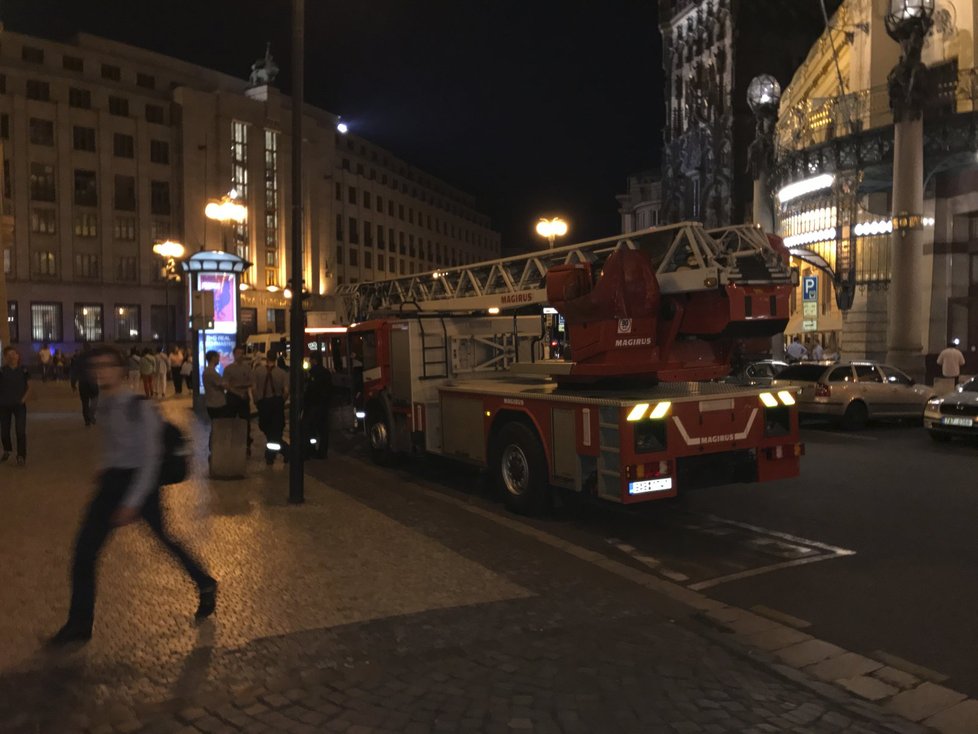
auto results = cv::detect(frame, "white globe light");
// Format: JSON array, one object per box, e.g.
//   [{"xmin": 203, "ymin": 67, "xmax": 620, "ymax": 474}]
[{"xmin": 337, "ymin": 122, "xmax": 349, "ymax": 134}]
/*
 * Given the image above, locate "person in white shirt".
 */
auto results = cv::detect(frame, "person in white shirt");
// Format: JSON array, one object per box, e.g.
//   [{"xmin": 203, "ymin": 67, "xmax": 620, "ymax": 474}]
[
  {"xmin": 811, "ymin": 342, "xmax": 825, "ymax": 361},
  {"xmin": 47, "ymin": 346, "xmax": 216, "ymax": 647},
  {"xmin": 786, "ymin": 337, "xmax": 808, "ymax": 362},
  {"xmin": 937, "ymin": 341, "xmax": 967, "ymax": 382}
]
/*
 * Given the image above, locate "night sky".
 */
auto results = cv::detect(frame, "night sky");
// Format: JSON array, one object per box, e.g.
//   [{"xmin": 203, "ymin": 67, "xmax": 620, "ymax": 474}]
[{"xmin": 4, "ymin": 0, "xmax": 663, "ymax": 253}]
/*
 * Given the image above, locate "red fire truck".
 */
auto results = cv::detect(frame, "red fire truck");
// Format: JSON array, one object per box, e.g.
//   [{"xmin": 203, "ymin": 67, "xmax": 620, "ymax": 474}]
[{"xmin": 336, "ymin": 223, "xmax": 803, "ymax": 514}]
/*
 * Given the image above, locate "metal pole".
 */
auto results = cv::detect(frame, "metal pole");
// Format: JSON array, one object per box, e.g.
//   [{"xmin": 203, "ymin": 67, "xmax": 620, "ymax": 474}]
[
  {"xmin": 288, "ymin": 0, "xmax": 305, "ymax": 504},
  {"xmin": 0, "ymin": 140, "xmax": 10, "ymax": 347}
]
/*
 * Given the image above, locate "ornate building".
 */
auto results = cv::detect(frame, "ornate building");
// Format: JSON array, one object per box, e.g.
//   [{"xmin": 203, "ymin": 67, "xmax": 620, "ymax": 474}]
[{"xmin": 657, "ymin": 0, "xmax": 838, "ymax": 226}]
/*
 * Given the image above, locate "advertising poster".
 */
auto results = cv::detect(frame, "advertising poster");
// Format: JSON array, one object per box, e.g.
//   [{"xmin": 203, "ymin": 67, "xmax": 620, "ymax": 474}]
[
  {"xmin": 197, "ymin": 332, "xmax": 237, "ymax": 395},
  {"xmin": 197, "ymin": 273, "xmax": 237, "ymax": 334}
]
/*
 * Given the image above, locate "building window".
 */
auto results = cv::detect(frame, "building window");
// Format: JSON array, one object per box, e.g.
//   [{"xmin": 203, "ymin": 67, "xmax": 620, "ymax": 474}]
[
  {"xmin": 265, "ymin": 267, "xmax": 278, "ymax": 288},
  {"xmin": 30, "ymin": 208, "xmax": 56, "ymax": 234},
  {"xmin": 31, "ymin": 303, "xmax": 62, "ymax": 341},
  {"xmin": 74, "ymin": 253, "xmax": 100, "ymax": 278},
  {"xmin": 335, "ymin": 182, "xmax": 342, "ymax": 201},
  {"xmin": 389, "ymin": 228, "xmax": 395, "ymax": 250},
  {"xmin": 364, "ymin": 220, "xmax": 373, "ymax": 247},
  {"xmin": 68, "ymin": 87, "xmax": 92, "ymax": 109},
  {"xmin": 25, "ymin": 80, "xmax": 50, "ymax": 101},
  {"xmin": 336, "ymin": 214, "xmax": 344, "ymax": 241},
  {"xmin": 388, "ymin": 201, "xmax": 394, "ymax": 216},
  {"xmin": 151, "ymin": 220, "xmax": 171, "ymax": 242},
  {"xmin": 63, "ymin": 55, "xmax": 84, "ymax": 72},
  {"xmin": 29, "ymin": 118, "xmax": 54, "ymax": 146},
  {"xmin": 7, "ymin": 301, "xmax": 18, "ymax": 343},
  {"xmin": 101, "ymin": 64, "xmax": 121, "ymax": 81},
  {"xmin": 136, "ymin": 73, "xmax": 155, "ymax": 89},
  {"xmin": 1, "ymin": 114, "xmax": 8, "ymax": 139},
  {"xmin": 108, "ymin": 96, "xmax": 129, "ymax": 117},
  {"xmin": 74, "ymin": 170, "xmax": 97, "ymax": 206},
  {"xmin": 363, "ymin": 191, "xmax": 371, "ymax": 208},
  {"xmin": 113, "ymin": 133, "xmax": 134, "ymax": 158},
  {"xmin": 231, "ymin": 120, "xmax": 249, "ymax": 258},
  {"xmin": 364, "ymin": 251, "xmax": 373, "ymax": 269},
  {"xmin": 348, "ymin": 186, "xmax": 357, "ymax": 204},
  {"xmin": 389, "ymin": 256, "xmax": 395, "ymax": 272},
  {"xmin": 73, "ymin": 126, "xmax": 96, "ymax": 152},
  {"xmin": 32, "ymin": 251, "xmax": 57, "ymax": 277},
  {"xmin": 150, "ymin": 181, "xmax": 170, "ymax": 215},
  {"xmin": 377, "ymin": 255, "xmax": 385, "ymax": 272},
  {"xmin": 266, "ymin": 308, "xmax": 286, "ymax": 333},
  {"xmin": 114, "ymin": 175, "xmax": 136, "ymax": 211},
  {"xmin": 377, "ymin": 227, "xmax": 385, "ymax": 248},
  {"xmin": 150, "ymin": 139, "xmax": 169, "ymax": 164},
  {"xmin": 149, "ymin": 305, "xmax": 175, "ymax": 342},
  {"xmin": 335, "ymin": 246, "xmax": 343, "ymax": 265},
  {"xmin": 22, "ymin": 46, "xmax": 44, "ymax": 63},
  {"xmin": 30, "ymin": 163, "xmax": 56, "ymax": 202},
  {"xmin": 146, "ymin": 104, "xmax": 165, "ymax": 124},
  {"xmin": 349, "ymin": 217, "xmax": 359, "ymax": 244},
  {"xmin": 115, "ymin": 305, "xmax": 140, "ymax": 340},
  {"xmin": 74, "ymin": 304, "xmax": 104, "ymax": 341},
  {"xmin": 73, "ymin": 212, "xmax": 98, "ymax": 238},
  {"xmin": 349, "ymin": 249, "xmax": 359, "ymax": 267},
  {"xmin": 264, "ymin": 129, "xmax": 280, "ymax": 272},
  {"xmin": 3, "ymin": 248, "xmax": 11, "ymax": 275},
  {"xmin": 116, "ymin": 256, "xmax": 137, "ymax": 282},
  {"xmin": 114, "ymin": 215, "xmax": 136, "ymax": 241}
]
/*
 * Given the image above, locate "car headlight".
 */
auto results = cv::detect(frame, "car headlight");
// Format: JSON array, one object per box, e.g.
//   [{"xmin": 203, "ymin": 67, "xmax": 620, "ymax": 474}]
[{"xmin": 926, "ymin": 398, "xmax": 942, "ymax": 410}]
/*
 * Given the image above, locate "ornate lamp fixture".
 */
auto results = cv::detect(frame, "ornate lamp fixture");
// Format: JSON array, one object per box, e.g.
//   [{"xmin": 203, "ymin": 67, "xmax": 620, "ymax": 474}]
[
  {"xmin": 746, "ymin": 75, "xmax": 781, "ymax": 178},
  {"xmin": 885, "ymin": 0, "xmax": 935, "ymax": 122}
]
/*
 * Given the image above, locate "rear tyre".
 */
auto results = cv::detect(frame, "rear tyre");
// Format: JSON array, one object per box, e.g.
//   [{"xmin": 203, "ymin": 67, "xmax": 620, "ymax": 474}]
[
  {"xmin": 490, "ymin": 422, "xmax": 550, "ymax": 516},
  {"xmin": 841, "ymin": 401, "xmax": 868, "ymax": 431},
  {"xmin": 929, "ymin": 431, "xmax": 952, "ymax": 443},
  {"xmin": 366, "ymin": 407, "xmax": 396, "ymax": 466}
]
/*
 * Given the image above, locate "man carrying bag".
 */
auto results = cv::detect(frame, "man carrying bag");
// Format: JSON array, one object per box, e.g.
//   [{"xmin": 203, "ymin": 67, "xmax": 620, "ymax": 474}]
[{"xmin": 48, "ymin": 346, "xmax": 216, "ymax": 647}]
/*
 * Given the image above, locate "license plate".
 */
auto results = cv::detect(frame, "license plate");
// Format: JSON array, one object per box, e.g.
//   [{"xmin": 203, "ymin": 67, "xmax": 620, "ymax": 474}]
[
  {"xmin": 628, "ymin": 477, "xmax": 673, "ymax": 495},
  {"xmin": 941, "ymin": 416, "xmax": 973, "ymax": 428}
]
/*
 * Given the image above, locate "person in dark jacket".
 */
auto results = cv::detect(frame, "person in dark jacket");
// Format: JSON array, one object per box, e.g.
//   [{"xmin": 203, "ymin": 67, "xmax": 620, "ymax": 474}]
[
  {"xmin": 0, "ymin": 347, "xmax": 31, "ymax": 465},
  {"xmin": 302, "ymin": 355, "xmax": 333, "ymax": 459},
  {"xmin": 69, "ymin": 346, "xmax": 100, "ymax": 427}
]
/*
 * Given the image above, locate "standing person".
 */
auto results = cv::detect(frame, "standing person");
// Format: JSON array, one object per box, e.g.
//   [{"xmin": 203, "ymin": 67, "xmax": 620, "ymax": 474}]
[
  {"xmin": 937, "ymin": 340, "xmax": 967, "ymax": 383},
  {"xmin": 47, "ymin": 346, "xmax": 216, "ymax": 647},
  {"xmin": 69, "ymin": 346, "xmax": 100, "ymax": 427},
  {"xmin": 38, "ymin": 343, "xmax": 53, "ymax": 382},
  {"xmin": 0, "ymin": 347, "xmax": 30, "ymax": 466},
  {"xmin": 155, "ymin": 348, "xmax": 169, "ymax": 399},
  {"xmin": 302, "ymin": 355, "xmax": 333, "ymax": 459},
  {"xmin": 139, "ymin": 349, "xmax": 156, "ymax": 398},
  {"xmin": 786, "ymin": 336, "xmax": 808, "ymax": 362},
  {"xmin": 127, "ymin": 348, "xmax": 141, "ymax": 392},
  {"xmin": 180, "ymin": 352, "xmax": 194, "ymax": 394},
  {"xmin": 253, "ymin": 353, "xmax": 289, "ymax": 465},
  {"xmin": 223, "ymin": 345, "xmax": 254, "ymax": 456},
  {"xmin": 169, "ymin": 347, "xmax": 185, "ymax": 395},
  {"xmin": 202, "ymin": 351, "xmax": 228, "ymax": 421}
]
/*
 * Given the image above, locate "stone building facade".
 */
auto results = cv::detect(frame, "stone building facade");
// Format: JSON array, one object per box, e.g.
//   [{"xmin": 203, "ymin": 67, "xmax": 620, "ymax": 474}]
[{"xmin": 0, "ymin": 29, "xmax": 500, "ymax": 358}]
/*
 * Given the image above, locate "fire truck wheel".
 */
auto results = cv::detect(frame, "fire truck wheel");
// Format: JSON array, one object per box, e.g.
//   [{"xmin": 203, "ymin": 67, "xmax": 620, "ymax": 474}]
[
  {"xmin": 366, "ymin": 409, "xmax": 395, "ymax": 465},
  {"xmin": 841, "ymin": 401, "xmax": 868, "ymax": 431},
  {"xmin": 491, "ymin": 422, "xmax": 550, "ymax": 515}
]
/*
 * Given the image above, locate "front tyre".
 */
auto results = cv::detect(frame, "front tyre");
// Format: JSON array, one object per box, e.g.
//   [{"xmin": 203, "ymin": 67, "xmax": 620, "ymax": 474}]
[
  {"xmin": 366, "ymin": 408, "xmax": 396, "ymax": 466},
  {"xmin": 490, "ymin": 422, "xmax": 550, "ymax": 515}
]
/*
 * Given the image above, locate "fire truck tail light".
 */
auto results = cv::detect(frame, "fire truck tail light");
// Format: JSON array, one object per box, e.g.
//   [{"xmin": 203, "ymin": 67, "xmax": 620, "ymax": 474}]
[
  {"xmin": 814, "ymin": 383, "xmax": 831, "ymax": 397},
  {"xmin": 759, "ymin": 392, "xmax": 779, "ymax": 408},
  {"xmin": 355, "ymin": 410, "xmax": 366, "ymax": 420},
  {"xmin": 777, "ymin": 390, "xmax": 796, "ymax": 406},
  {"xmin": 659, "ymin": 460, "xmax": 669, "ymax": 475},
  {"xmin": 649, "ymin": 401, "xmax": 672, "ymax": 419},
  {"xmin": 627, "ymin": 403, "xmax": 650, "ymax": 421},
  {"xmin": 633, "ymin": 461, "xmax": 671, "ymax": 480}
]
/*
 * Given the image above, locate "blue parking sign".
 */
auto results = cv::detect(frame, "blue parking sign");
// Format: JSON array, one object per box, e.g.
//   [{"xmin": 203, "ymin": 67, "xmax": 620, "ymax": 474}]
[{"xmin": 802, "ymin": 275, "xmax": 818, "ymax": 302}]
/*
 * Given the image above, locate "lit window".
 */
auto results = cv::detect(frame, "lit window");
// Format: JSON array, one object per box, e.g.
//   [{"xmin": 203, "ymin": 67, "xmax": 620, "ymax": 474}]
[{"xmin": 74, "ymin": 304, "xmax": 104, "ymax": 341}]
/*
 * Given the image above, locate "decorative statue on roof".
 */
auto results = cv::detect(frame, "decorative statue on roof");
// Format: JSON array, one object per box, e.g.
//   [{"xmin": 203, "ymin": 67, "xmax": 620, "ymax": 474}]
[{"xmin": 249, "ymin": 43, "xmax": 279, "ymax": 88}]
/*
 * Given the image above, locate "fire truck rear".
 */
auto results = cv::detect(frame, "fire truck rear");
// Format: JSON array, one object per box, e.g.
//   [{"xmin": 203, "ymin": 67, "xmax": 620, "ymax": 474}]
[{"xmin": 337, "ymin": 223, "xmax": 803, "ymax": 514}]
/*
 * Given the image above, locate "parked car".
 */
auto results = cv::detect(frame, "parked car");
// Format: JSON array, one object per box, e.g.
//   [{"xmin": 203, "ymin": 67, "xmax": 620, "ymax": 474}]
[
  {"xmin": 771, "ymin": 361, "xmax": 935, "ymax": 429},
  {"xmin": 725, "ymin": 359, "xmax": 789, "ymax": 386},
  {"xmin": 924, "ymin": 377, "xmax": 978, "ymax": 442}
]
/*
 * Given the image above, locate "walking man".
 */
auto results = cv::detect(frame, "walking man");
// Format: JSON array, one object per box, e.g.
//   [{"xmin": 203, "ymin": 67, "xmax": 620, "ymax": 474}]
[
  {"xmin": 155, "ymin": 348, "xmax": 169, "ymax": 399},
  {"xmin": 48, "ymin": 346, "xmax": 216, "ymax": 647},
  {"xmin": 0, "ymin": 347, "xmax": 30, "ymax": 466},
  {"xmin": 937, "ymin": 340, "xmax": 967, "ymax": 384},
  {"xmin": 169, "ymin": 346, "xmax": 185, "ymax": 395},
  {"xmin": 38, "ymin": 343, "xmax": 53, "ymax": 382},
  {"xmin": 139, "ymin": 349, "xmax": 156, "ymax": 398},
  {"xmin": 69, "ymin": 346, "xmax": 100, "ymax": 427},
  {"xmin": 222, "ymin": 345, "xmax": 254, "ymax": 456},
  {"xmin": 254, "ymin": 353, "xmax": 289, "ymax": 465},
  {"xmin": 302, "ymin": 354, "xmax": 332, "ymax": 459}
]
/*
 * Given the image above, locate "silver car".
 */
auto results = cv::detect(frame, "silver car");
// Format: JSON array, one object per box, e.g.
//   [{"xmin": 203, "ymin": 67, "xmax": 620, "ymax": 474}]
[
  {"xmin": 771, "ymin": 361, "xmax": 936, "ymax": 430},
  {"xmin": 924, "ymin": 377, "xmax": 978, "ymax": 442}
]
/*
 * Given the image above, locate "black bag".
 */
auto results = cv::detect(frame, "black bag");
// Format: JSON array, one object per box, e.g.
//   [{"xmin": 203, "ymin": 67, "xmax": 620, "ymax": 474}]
[{"xmin": 129, "ymin": 397, "xmax": 190, "ymax": 485}]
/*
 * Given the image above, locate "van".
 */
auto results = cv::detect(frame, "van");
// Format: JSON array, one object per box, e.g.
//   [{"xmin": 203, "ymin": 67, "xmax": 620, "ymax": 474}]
[{"xmin": 244, "ymin": 333, "xmax": 289, "ymax": 367}]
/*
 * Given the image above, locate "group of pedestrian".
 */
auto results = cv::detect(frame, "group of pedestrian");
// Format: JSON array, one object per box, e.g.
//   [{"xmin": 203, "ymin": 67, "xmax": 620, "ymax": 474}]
[
  {"xmin": 131, "ymin": 346, "xmax": 191, "ymax": 399},
  {"xmin": 785, "ymin": 336, "xmax": 837, "ymax": 363},
  {"xmin": 202, "ymin": 346, "xmax": 332, "ymax": 466}
]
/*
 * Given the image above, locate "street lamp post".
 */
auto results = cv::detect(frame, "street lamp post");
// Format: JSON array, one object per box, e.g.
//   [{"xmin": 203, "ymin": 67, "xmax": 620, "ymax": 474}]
[
  {"xmin": 152, "ymin": 240, "xmax": 186, "ymax": 346},
  {"xmin": 289, "ymin": 0, "xmax": 306, "ymax": 505},
  {"xmin": 535, "ymin": 217, "xmax": 568, "ymax": 249},
  {"xmin": 884, "ymin": 0, "xmax": 934, "ymax": 376}
]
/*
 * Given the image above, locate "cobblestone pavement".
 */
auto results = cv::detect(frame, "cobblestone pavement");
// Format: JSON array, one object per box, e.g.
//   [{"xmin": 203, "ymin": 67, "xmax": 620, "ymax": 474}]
[{"xmin": 0, "ymin": 385, "xmax": 927, "ymax": 733}]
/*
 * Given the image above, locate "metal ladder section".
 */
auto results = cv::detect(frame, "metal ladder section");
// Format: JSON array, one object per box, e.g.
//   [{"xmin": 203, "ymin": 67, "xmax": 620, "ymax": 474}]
[
  {"xmin": 335, "ymin": 222, "xmax": 781, "ymax": 323},
  {"xmin": 417, "ymin": 317, "xmax": 449, "ymax": 379},
  {"xmin": 596, "ymin": 406, "xmax": 622, "ymax": 502}
]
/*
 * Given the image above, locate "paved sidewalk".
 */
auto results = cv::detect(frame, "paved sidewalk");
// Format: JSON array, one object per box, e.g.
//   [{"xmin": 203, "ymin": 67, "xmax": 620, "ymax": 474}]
[{"xmin": 0, "ymin": 384, "xmax": 927, "ymax": 733}]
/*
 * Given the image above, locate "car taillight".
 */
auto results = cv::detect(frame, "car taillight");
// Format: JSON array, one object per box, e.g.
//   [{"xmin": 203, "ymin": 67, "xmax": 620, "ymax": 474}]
[{"xmin": 814, "ymin": 383, "xmax": 831, "ymax": 397}]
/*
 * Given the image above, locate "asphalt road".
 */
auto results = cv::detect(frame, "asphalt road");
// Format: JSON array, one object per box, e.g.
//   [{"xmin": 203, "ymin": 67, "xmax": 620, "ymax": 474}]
[{"xmin": 338, "ymin": 418, "xmax": 978, "ymax": 700}]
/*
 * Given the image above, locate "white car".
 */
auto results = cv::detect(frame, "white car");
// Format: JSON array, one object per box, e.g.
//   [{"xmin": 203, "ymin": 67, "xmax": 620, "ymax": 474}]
[{"xmin": 924, "ymin": 377, "xmax": 978, "ymax": 442}]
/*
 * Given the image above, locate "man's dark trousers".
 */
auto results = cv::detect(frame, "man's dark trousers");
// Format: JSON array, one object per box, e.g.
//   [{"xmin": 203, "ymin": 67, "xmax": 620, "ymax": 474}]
[
  {"xmin": 0, "ymin": 404, "xmax": 27, "ymax": 458},
  {"xmin": 79, "ymin": 384, "xmax": 99, "ymax": 426},
  {"xmin": 67, "ymin": 469, "xmax": 213, "ymax": 632},
  {"xmin": 257, "ymin": 396, "xmax": 288, "ymax": 462}
]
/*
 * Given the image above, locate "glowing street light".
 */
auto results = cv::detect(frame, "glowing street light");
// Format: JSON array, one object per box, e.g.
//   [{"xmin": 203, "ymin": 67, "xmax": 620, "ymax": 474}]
[
  {"xmin": 152, "ymin": 240, "xmax": 186, "ymax": 259},
  {"xmin": 535, "ymin": 217, "xmax": 569, "ymax": 248},
  {"xmin": 204, "ymin": 189, "xmax": 248, "ymax": 225},
  {"xmin": 336, "ymin": 121, "xmax": 349, "ymax": 134},
  {"xmin": 152, "ymin": 239, "xmax": 186, "ymax": 346}
]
